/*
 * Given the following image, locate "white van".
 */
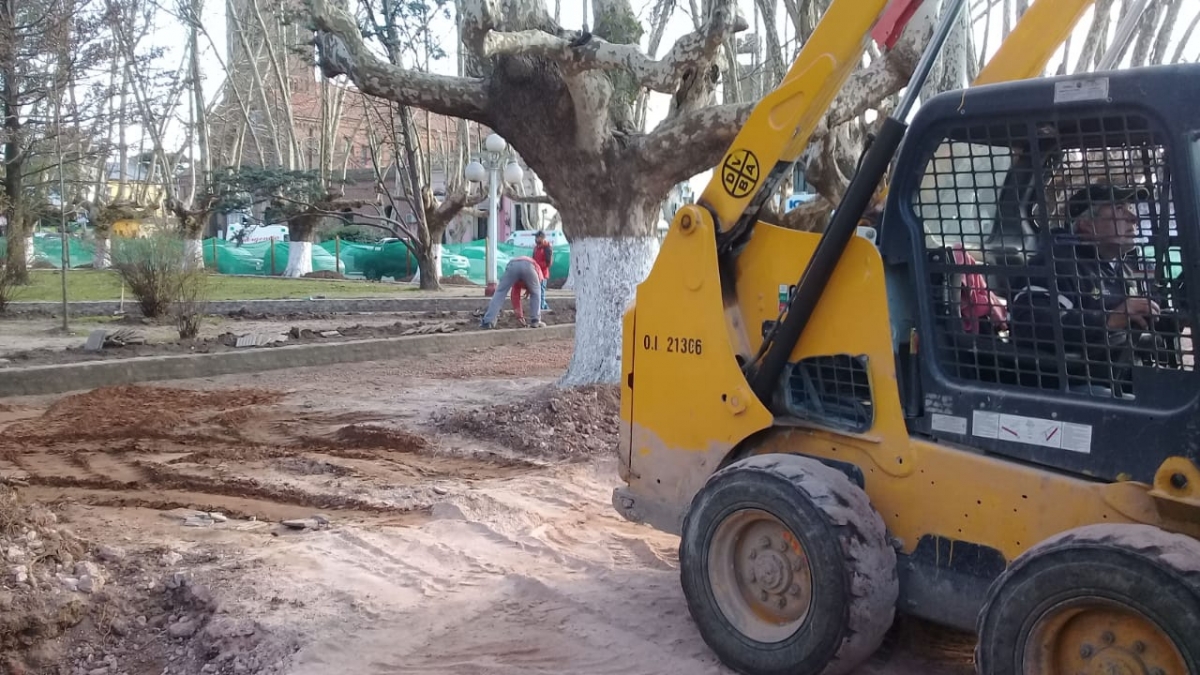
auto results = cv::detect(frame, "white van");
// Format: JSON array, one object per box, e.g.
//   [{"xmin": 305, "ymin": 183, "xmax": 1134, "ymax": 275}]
[
  {"xmin": 226, "ymin": 223, "xmax": 290, "ymax": 243},
  {"xmin": 506, "ymin": 229, "xmax": 567, "ymax": 249}
]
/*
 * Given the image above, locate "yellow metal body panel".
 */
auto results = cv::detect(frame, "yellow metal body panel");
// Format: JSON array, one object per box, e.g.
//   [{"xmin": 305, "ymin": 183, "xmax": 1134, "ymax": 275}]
[{"xmin": 620, "ymin": 205, "xmax": 774, "ymax": 504}]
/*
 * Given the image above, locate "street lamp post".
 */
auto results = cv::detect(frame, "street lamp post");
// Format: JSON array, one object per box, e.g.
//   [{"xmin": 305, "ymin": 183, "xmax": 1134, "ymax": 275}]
[{"xmin": 466, "ymin": 133, "xmax": 524, "ymax": 296}]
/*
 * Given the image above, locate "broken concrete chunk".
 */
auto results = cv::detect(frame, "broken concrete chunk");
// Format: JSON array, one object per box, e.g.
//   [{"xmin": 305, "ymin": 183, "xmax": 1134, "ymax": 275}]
[
  {"xmin": 104, "ymin": 328, "xmax": 147, "ymax": 347},
  {"xmin": 430, "ymin": 503, "xmax": 466, "ymax": 521},
  {"xmin": 168, "ymin": 618, "xmax": 199, "ymax": 638},
  {"xmin": 78, "ymin": 574, "xmax": 103, "ymax": 593},
  {"xmin": 234, "ymin": 333, "xmax": 288, "ymax": 348},
  {"xmin": 84, "ymin": 330, "xmax": 107, "ymax": 351},
  {"xmin": 280, "ymin": 515, "xmax": 330, "ymax": 531}
]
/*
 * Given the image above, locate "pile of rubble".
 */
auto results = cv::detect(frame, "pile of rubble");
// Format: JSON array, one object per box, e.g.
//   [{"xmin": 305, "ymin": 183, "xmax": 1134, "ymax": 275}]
[
  {"xmin": 0, "ymin": 482, "xmax": 98, "ymax": 670},
  {"xmin": 433, "ymin": 384, "xmax": 620, "ymax": 462}
]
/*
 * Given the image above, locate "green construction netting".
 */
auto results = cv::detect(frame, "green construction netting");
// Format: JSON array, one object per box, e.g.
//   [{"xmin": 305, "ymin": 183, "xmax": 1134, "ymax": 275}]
[{"xmin": 0, "ymin": 235, "xmax": 571, "ymax": 286}]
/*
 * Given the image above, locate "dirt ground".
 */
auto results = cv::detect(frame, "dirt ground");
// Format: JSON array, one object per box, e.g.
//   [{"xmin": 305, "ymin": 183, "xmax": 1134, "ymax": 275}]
[
  {"xmin": 0, "ymin": 307, "xmax": 574, "ymax": 367},
  {"xmin": 0, "ymin": 341, "xmax": 975, "ymax": 675}
]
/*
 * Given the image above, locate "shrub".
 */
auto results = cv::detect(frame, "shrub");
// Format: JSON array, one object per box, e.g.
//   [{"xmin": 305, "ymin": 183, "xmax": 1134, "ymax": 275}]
[
  {"xmin": 174, "ymin": 264, "xmax": 210, "ymax": 340},
  {"xmin": 111, "ymin": 233, "xmax": 210, "ymax": 339},
  {"xmin": 111, "ymin": 233, "xmax": 188, "ymax": 318}
]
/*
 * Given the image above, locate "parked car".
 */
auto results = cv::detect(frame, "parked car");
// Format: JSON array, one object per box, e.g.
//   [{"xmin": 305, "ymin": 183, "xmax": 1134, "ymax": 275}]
[{"xmin": 505, "ymin": 229, "xmax": 567, "ymax": 249}]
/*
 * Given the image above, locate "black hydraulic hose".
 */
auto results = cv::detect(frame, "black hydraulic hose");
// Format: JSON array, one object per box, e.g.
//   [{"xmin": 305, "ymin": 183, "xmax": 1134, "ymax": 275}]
[{"xmin": 745, "ymin": 0, "xmax": 968, "ymax": 407}]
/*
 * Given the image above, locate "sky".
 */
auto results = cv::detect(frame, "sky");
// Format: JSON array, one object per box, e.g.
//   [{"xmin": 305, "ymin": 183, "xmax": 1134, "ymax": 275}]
[{"xmin": 149, "ymin": 0, "xmax": 1200, "ymax": 197}]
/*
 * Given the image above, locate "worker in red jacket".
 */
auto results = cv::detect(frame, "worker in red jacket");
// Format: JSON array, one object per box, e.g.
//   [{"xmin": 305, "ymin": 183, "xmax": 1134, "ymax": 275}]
[
  {"xmin": 532, "ymin": 230, "xmax": 553, "ymax": 313},
  {"xmin": 480, "ymin": 255, "xmax": 546, "ymax": 328}
]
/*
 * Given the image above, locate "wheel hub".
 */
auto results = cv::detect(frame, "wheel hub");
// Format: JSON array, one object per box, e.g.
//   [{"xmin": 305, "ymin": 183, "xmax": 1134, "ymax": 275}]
[
  {"xmin": 750, "ymin": 548, "xmax": 790, "ymax": 593},
  {"xmin": 1025, "ymin": 598, "xmax": 1185, "ymax": 675},
  {"xmin": 708, "ymin": 509, "xmax": 814, "ymax": 643}
]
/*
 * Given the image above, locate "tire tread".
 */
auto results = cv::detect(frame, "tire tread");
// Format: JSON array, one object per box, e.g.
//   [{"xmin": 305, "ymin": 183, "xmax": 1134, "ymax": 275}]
[
  {"xmin": 700, "ymin": 454, "xmax": 899, "ymax": 675},
  {"xmin": 975, "ymin": 523, "xmax": 1200, "ymax": 673}
]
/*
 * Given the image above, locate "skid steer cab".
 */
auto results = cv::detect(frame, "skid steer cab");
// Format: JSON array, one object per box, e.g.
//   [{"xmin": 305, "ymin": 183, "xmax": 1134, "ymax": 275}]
[{"xmin": 614, "ymin": 63, "xmax": 1200, "ymax": 675}]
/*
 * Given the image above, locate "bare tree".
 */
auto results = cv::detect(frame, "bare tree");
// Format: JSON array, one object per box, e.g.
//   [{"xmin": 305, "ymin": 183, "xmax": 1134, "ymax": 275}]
[
  {"xmin": 1, "ymin": 0, "xmax": 109, "ymax": 282},
  {"xmin": 353, "ymin": 0, "xmax": 483, "ymax": 290}
]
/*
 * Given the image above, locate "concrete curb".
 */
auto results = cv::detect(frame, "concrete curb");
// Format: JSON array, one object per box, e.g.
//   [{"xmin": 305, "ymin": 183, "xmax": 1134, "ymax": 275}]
[
  {"xmin": 7, "ymin": 296, "xmax": 576, "ymax": 317},
  {"xmin": 0, "ymin": 323, "xmax": 575, "ymax": 398}
]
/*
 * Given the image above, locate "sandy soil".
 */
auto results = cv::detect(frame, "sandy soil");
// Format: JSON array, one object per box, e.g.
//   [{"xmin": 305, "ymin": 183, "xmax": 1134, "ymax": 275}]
[
  {"xmin": 0, "ymin": 307, "xmax": 574, "ymax": 367},
  {"xmin": 0, "ymin": 341, "xmax": 975, "ymax": 675}
]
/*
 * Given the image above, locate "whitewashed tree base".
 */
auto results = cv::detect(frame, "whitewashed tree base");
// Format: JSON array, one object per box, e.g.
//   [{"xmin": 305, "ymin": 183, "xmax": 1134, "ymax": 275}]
[
  {"xmin": 184, "ymin": 238, "xmax": 205, "ymax": 269},
  {"xmin": 24, "ymin": 237, "xmax": 34, "ymax": 266},
  {"xmin": 559, "ymin": 236, "xmax": 660, "ymax": 386},
  {"xmin": 94, "ymin": 238, "xmax": 111, "ymax": 270},
  {"xmin": 283, "ymin": 240, "xmax": 314, "ymax": 278}
]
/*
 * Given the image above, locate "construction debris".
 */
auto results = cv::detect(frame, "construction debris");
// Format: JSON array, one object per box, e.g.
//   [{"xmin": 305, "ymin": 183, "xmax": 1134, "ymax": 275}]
[{"xmin": 83, "ymin": 328, "xmax": 148, "ymax": 351}]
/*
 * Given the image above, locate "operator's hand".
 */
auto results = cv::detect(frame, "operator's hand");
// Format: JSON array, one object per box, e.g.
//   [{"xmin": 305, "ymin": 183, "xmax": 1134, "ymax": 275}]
[
  {"xmin": 1108, "ymin": 297, "xmax": 1161, "ymax": 330},
  {"xmin": 516, "ymin": 316, "xmax": 527, "ymax": 327}
]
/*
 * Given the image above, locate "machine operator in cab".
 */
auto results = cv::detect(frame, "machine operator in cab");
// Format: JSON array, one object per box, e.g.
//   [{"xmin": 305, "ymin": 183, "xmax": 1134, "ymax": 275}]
[{"xmin": 1008, "ymin": 183, "xmax": 1187, "ymax": 391}]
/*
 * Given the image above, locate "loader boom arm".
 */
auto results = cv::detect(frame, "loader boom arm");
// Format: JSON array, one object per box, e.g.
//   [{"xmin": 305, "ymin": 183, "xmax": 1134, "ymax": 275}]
[{"xmin": 696, "ymin": 0, "xmax": 1096, "ymax": 242}]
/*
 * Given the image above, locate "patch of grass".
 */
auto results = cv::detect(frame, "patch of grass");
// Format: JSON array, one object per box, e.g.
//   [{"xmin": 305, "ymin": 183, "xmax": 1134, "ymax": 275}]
[{"xmin": 13, "ymin": 270, "xmax": 417, "ymax": 302}]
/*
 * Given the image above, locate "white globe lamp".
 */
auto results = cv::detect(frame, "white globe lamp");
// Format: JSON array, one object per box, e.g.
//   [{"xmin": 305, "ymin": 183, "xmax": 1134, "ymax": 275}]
[
  {"xmin": 503, "ymin": 162, "xmax": 524, "ymax": 185},
  {"xmin": 484, "ymin": 133, "xmax": 507, "ymax": 154},
  {"xmin": 465, "ymin": 161, "xmax": 487, "ymax": 184}
]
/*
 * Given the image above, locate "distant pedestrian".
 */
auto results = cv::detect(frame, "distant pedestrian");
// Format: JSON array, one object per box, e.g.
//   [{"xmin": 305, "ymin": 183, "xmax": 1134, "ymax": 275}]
[
  {"xmin": 480, "ymin": 256, "xmax": 546, "ymax": 329},
  {"xmin": 532, "ymin": 230, "xmax": 553, "ymax": 313}
]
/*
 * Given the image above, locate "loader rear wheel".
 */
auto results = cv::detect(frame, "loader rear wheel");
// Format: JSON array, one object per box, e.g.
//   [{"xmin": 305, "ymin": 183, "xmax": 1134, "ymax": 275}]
[
  {"xmin": 679, "ymin": 453, "xmax": 897, "ymax": 675},
  {"xmin": 976, "ymin": 524, "xmax": 1200, "ymax": 675}
]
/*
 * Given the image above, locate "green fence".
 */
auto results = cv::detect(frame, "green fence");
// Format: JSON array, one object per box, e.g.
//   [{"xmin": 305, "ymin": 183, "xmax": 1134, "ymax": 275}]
[{"xmin": 0, "ymin": 235, "xmax": 570, "ymax": 286}]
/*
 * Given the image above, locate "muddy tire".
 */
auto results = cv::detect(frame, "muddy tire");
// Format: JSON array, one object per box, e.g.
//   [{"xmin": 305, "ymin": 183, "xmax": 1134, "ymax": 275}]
[
  {"xmin": 679, "ymin": 453, "xmax": 898, "ymax": 675},
  {"xmin": 976, "ymin": 523, "xmax": 1200, "ymax": 675}
]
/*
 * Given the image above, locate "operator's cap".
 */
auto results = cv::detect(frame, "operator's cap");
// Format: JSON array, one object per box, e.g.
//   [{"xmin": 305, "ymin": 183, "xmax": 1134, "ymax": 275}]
[
  {"xmin": 1067, "ymin": 183, "xmax": 1151, "ymax": 220},
  {"xmin": 534, "ymin": 230, "xmax": 546, "ymax": 238}
]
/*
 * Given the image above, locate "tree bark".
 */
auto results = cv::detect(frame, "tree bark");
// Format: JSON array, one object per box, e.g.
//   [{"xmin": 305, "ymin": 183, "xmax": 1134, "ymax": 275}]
[
  {"xmin": 416, "ymin": 243, "xmax": 440, "ymax": 290},
  {"xmin": 94, "ymin": 235, "xmax": 111, "ymax": 270}
]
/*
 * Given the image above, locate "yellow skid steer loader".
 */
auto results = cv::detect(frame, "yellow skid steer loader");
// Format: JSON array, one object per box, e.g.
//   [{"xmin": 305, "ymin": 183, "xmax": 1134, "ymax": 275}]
[{"xmin": 613, "ymin": 0, "xmax": 1200, "ymax": 673}]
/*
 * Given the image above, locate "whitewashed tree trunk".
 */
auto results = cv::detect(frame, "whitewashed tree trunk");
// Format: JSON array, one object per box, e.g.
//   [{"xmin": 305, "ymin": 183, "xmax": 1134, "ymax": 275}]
[
  {"xmin": 283, "ymin": 240, "xmax": 314, "ymax": 277},
  {"xmin": 559, "ymin": 235, "xmax": 660, "ymax": 386},
  {"xmin": 23, "ymin": 236, "xmax": 34, "ymax": 266},
  {"xmin": 432, "ymin": 242, "xmax": 443, "ymax": 281},
  {"xmin": 94, "ymin": 237, "xmax": 111, "ymax": 269},
  {"xmin": 183, "ymin": 238, "xmax": 205, "ymax": 269}
]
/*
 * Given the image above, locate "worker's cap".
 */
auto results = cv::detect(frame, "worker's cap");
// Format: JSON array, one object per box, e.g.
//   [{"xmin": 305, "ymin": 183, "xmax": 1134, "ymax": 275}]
[
  {"xmin": 534, "ymin": 230, "xmax": 546, "ymax": 239},
  {"xmin": 1068, "ymin": 184, "xmax": 1151, "ymax": 220}
]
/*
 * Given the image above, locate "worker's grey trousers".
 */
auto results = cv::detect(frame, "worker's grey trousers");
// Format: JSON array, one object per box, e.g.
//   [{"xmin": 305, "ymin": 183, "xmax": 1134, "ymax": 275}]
[{"xmin": 481, "ymin": 259, "xmax": 542, "ymax": 326}]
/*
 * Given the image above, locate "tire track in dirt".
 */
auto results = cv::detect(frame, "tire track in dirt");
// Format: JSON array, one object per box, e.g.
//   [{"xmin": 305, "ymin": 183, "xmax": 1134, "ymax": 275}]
[{"xmin": 0, "ymin": 384, "xmax": 543, "ymax": 525}]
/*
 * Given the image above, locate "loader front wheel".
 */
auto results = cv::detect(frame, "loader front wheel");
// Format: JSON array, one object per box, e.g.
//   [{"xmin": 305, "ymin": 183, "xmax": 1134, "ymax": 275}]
[
  {"xmin": 679, "ymin": 453, "xmax": 898, "ymax": 675},
  {"xmin": 976, "ymin": 524, "xmax": 1200, "ymax": 675}
]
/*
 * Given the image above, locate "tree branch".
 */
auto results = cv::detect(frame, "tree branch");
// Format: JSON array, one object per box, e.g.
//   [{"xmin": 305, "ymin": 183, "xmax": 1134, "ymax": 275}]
[
  {"xmin": 634, "ymin": 102, "xmax": 753, "ymax": 195},
  {"xmin": 824, "ymin": 1, "xmax": 935, "ymax": 129},
  {"xmin": 306, "ymin": 0, "xmax": 491, "ymax": 123},
  {"xmin": 481, "ymin": 6, "xmax": 748, "ymax": 94}
]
